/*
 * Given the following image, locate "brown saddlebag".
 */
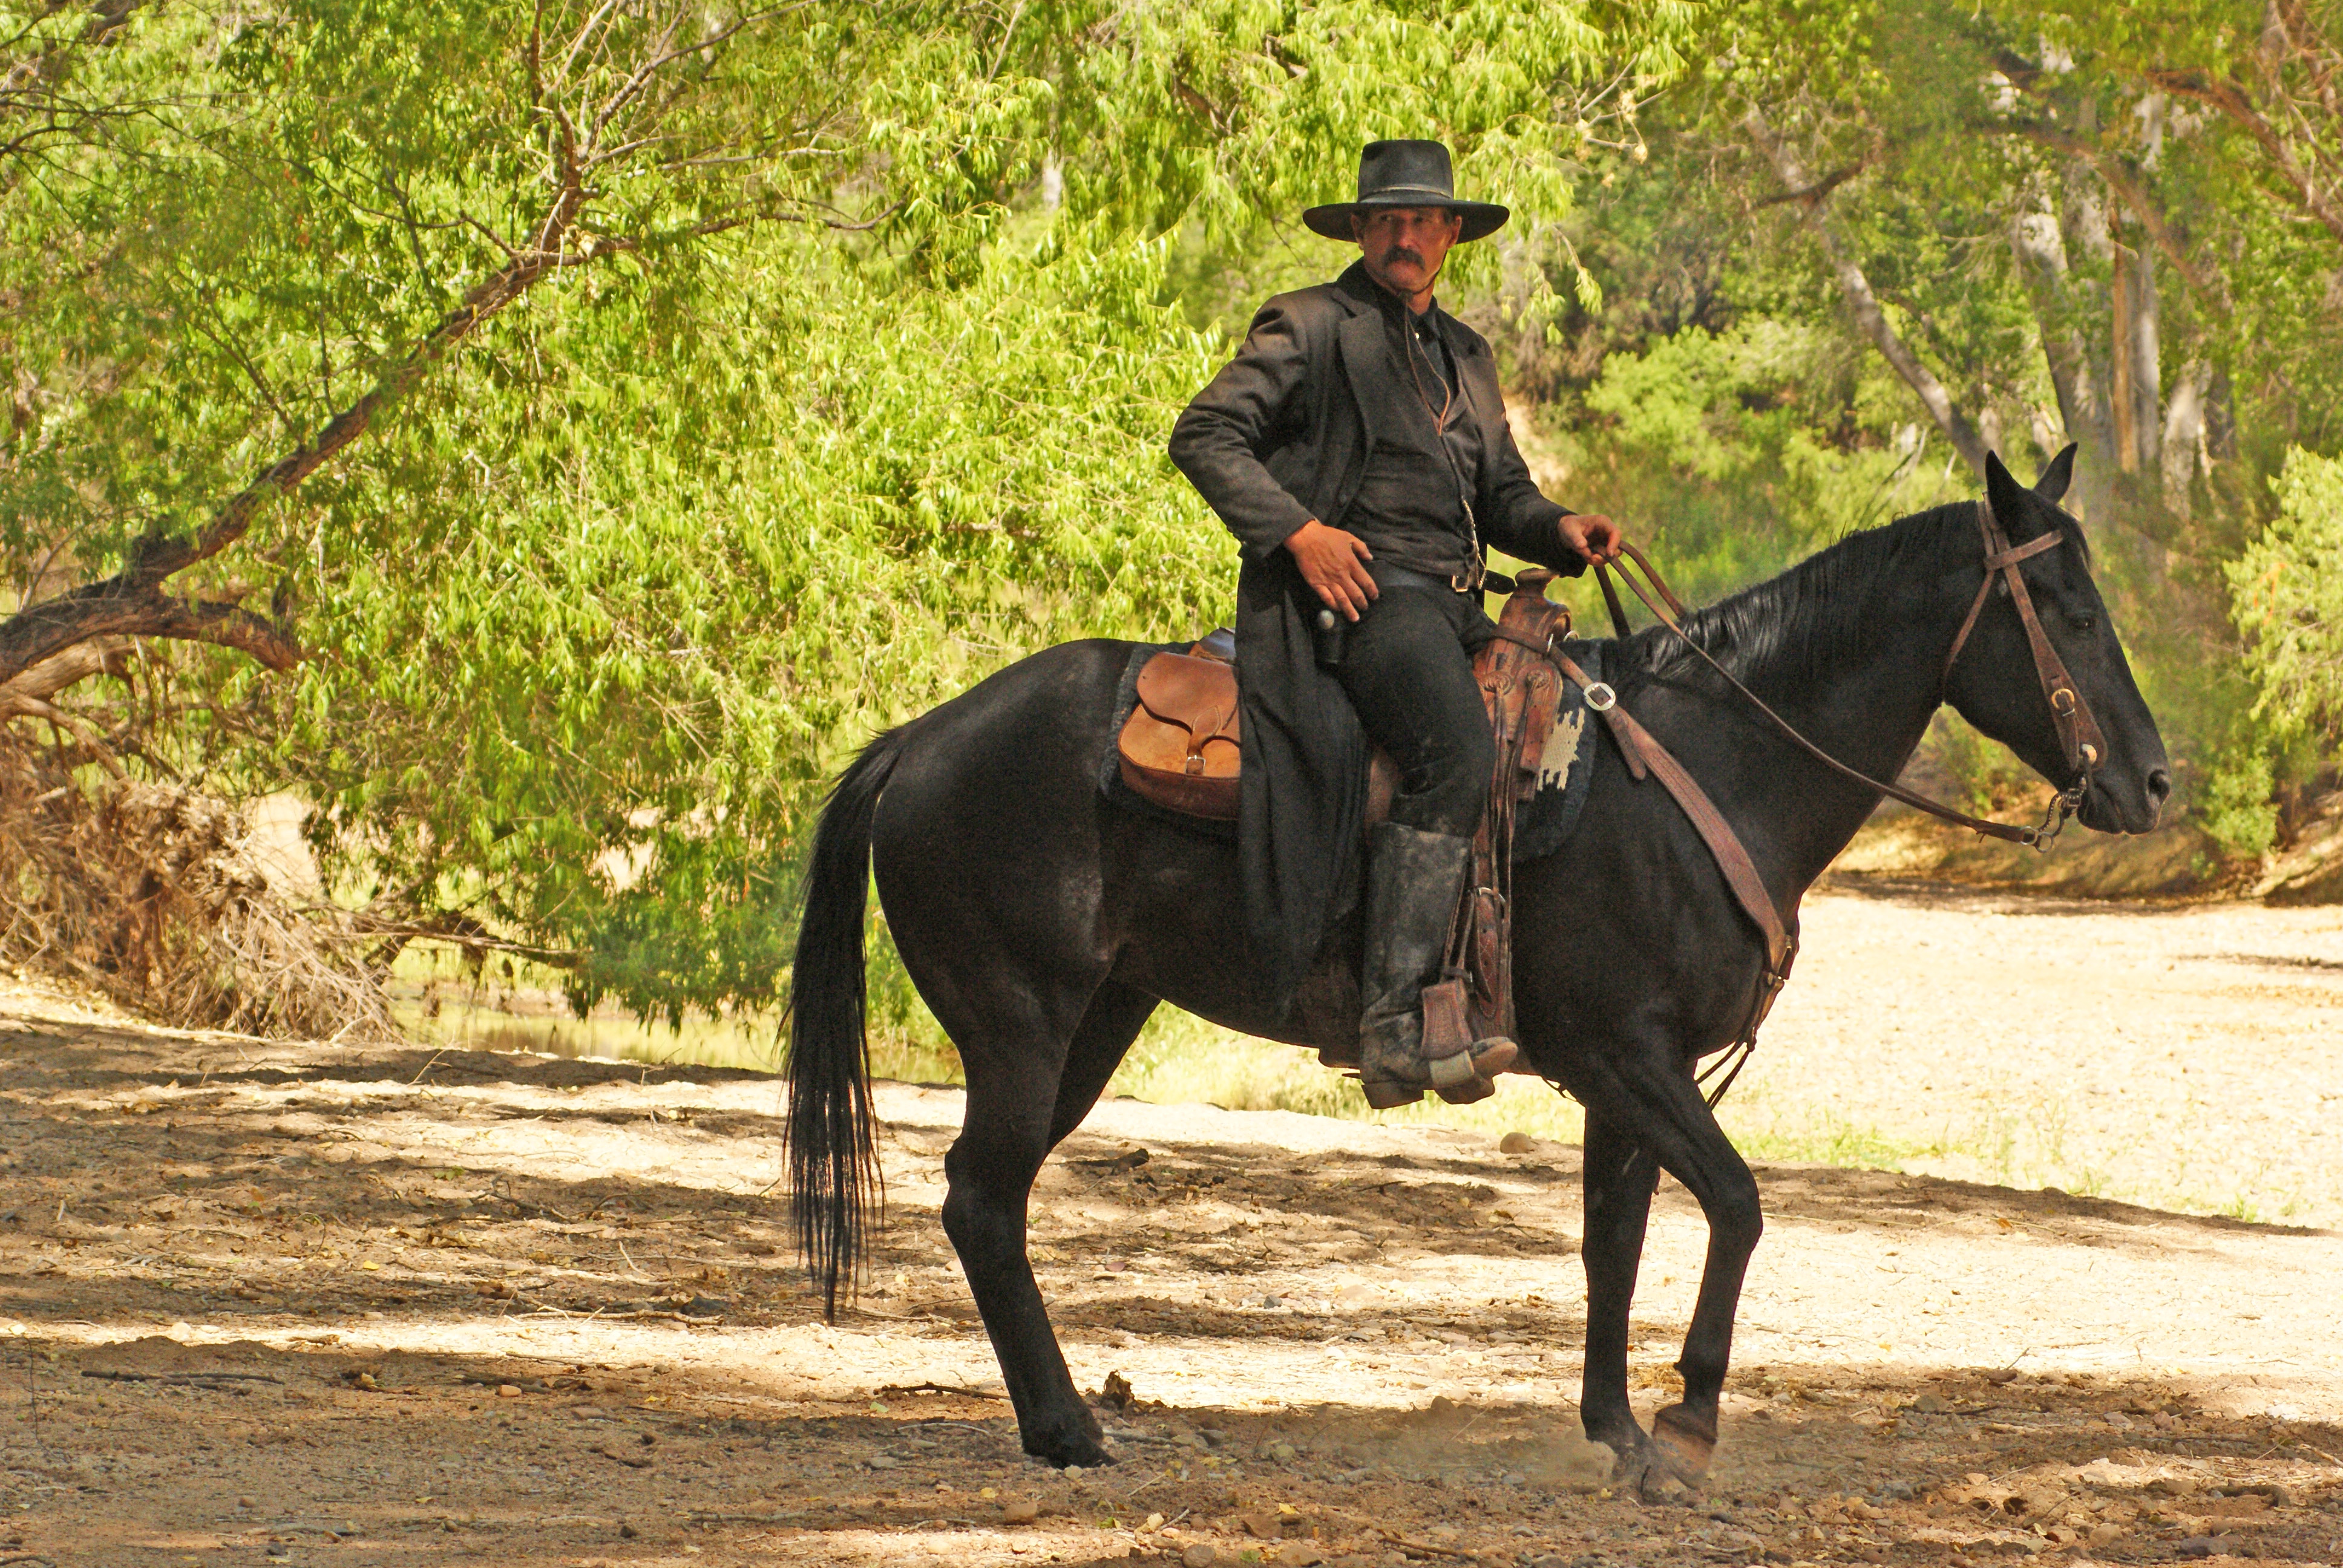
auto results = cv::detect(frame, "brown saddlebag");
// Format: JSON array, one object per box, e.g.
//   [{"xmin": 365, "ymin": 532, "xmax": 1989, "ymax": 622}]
[
  {"xmin": 1116, "ymin": 641, "xmax": 1400, "ymax": 826},
  {"xmin": 1117, "ymin": 652, "xmax": 1242, "ymax": 820}
]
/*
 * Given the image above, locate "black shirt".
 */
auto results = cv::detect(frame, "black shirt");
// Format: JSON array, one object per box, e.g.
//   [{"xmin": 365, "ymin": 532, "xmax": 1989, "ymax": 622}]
[{"xmin": 1342, "ymin": 293, "xmax": 1487, "ymax": 581}]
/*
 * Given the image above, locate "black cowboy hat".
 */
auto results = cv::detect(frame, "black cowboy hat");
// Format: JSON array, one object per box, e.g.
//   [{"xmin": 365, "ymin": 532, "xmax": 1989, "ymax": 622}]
[{"xmin": 1302, "ymin": 139, "xmax": 1509, "ymax": 243}]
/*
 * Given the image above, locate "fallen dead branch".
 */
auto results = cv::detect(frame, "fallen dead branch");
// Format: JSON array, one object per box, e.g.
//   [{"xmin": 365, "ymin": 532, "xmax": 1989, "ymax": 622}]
[
  {"xmin": 80, "ymin": 1370, "xmax": 284, "ymax": 1387},
  {"xmin": 0, "ymin": 736, "xmax": 400, "ymax": 1042}
]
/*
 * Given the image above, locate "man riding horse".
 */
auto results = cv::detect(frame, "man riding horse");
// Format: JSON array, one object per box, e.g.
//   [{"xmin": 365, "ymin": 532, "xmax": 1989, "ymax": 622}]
[{"xmin": 1170, "ymin": 139, "xmax": 1623, "ymax": 1109}]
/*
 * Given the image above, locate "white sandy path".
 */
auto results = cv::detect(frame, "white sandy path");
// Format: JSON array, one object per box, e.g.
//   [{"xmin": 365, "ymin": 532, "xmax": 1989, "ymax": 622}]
[{"xmin": 1728, "ymin": 887, "xmax": 2343, "ymax": 1223}]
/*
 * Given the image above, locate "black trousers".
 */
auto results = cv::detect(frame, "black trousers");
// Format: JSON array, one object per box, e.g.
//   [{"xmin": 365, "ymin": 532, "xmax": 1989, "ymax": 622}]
[{"xmin": 1335, "ymin": 584, "xmax": 1495, "ymax": 838}]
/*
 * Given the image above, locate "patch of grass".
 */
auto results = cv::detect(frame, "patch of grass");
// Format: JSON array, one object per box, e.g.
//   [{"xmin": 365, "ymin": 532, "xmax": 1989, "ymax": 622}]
[
  {"xmin": 408, "ymin": 999, "xmax": 781, "ymax": 1071},
  {"xmin": 386, "ymin": 946, "xmax": 781, "ymax": 1072},
  {"xmin": 1106, "ymin": 1007, "xmax": 1588, "ymax": 1142},
  {"xmin": 2215, "ymin": 1192, "xmax": 2266, "ymax": 1224},
  {"xmin": 1719, "ymin": 1108, "xmax": 1942, "ymax": 1169}
]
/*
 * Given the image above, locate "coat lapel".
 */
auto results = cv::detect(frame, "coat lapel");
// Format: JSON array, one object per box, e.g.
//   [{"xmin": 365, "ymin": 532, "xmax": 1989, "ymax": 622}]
[
  {"xmin": 1337, "ymin": 309, "xmax": 1392, "ymax": 451},
  {"xmin": 1332, "ymin": 261, "xmax": 1400, "ymax": 449}
]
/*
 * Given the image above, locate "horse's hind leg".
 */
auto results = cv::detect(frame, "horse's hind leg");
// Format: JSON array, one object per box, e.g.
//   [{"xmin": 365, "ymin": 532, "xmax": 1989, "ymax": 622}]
[
  {"xmin": 1046, "ymin": 980, "xmax": 1157, "ymax": 1147},
  {"xmin": 941, "ymin": 979, "xmax": 1155, "ymax": 1468}
]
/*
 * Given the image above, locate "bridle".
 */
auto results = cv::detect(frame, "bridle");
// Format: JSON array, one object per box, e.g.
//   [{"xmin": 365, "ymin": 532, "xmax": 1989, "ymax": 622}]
[
  {"xmin": 1584, "ymin": 497, "xmax": 2108, "ymax": 850},
  {"xmin": 1936, "ymin": 497, "xmax": 2108, "ymax": 834}
]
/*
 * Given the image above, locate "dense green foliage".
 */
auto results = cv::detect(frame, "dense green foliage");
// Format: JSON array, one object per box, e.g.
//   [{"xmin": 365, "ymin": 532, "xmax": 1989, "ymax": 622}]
[
  {"xmin": 266, "ymin": 228, "xmax": 1230, "ymax": 1014},
  {"xmin": 1502, "ymin": 0, "xmax": 2343, "ymax": 843},
  {"xmin": 3, "ymin": 0, "xmax": 2338, "ymax": 1030},
  {"xmin": 1, "ymin": 0, "xmax": 1677, "ymax": 1019},
  {"xmin": 2233, "ymin": 451, "xmax": 2343, "ymax": 746}
]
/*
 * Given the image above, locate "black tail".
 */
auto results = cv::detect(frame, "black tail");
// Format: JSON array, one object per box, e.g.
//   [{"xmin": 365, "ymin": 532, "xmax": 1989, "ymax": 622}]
[{"xmin": 784, "ymin": 729, "xmax": 903, "ymax": 1320}]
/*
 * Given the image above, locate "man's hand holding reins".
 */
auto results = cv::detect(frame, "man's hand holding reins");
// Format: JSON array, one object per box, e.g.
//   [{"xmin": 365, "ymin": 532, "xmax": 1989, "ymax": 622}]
[
  {"xmin": 1561, "ymin": 512, "xmax": 1623, "ymax": 564},
  {"xmin": 1286, "ymin": 519, "xmax": 1379, "ymax": 621}
]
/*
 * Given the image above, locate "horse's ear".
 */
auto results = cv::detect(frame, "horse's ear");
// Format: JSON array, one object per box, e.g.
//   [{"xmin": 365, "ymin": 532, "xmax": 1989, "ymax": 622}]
[
  {"xmin": 1984, "ymin": 449, "xmax": 2034, "ymax": 532},
  {"xmin": 2034, "ymin": 443, "xmax": 2077, "ymax": 503}
]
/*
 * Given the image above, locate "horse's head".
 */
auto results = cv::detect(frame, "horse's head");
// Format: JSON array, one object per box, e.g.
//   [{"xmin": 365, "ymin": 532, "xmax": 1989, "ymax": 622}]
[{"xmin": 1943, "ymin": 448, "xmax": 2172, "ymax": 835}]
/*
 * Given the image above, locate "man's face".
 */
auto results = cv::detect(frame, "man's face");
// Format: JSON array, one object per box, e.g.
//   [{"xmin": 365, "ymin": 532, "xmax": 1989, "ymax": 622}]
[{"xmin": 1353, "ymin": 205, "xmax": 1464, "ymax": 300}]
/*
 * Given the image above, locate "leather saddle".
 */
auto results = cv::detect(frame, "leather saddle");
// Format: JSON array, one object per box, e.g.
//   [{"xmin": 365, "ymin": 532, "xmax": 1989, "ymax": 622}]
[
  {"xmin": 1118, "ymin": 574, "xmax": 1576, "ymax": 1073},
  {"xmin": 1116, "ymin": 580, "xmax": 1568, "ymax": 834},
  {"xmin": 1118, "ymin": 630, "xmax": 1400, "ymax": 824}
]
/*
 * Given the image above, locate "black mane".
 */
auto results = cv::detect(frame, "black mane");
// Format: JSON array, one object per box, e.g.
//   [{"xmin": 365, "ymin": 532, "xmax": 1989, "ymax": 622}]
[{"xmin": 1624, "ymin": 502, "xmax": 1985, "ymax": 688}]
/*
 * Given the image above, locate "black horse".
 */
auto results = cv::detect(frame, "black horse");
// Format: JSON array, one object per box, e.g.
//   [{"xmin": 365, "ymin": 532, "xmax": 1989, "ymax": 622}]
[{"xmin": 784, "ymin": 449, "xmax": 2169, "ymax": 1483}]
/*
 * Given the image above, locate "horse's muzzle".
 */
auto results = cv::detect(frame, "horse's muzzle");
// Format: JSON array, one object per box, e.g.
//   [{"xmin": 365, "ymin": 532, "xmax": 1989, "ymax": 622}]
[{"xmin": 2078, "ymin": 768, "xmax": 2168, "ymax": 835}]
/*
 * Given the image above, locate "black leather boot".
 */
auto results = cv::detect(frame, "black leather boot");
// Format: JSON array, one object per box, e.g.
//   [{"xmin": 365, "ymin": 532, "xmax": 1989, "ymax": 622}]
[{"xmin": 1357, "ymin": 823, "xmax": 1518, "ymax": 1108}]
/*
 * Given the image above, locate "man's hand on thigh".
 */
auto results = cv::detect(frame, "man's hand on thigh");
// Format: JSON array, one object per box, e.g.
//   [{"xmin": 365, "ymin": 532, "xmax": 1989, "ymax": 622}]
[{"xmin": 1285, "ymin": 520, "xmax": 1379, "ymax": 619}]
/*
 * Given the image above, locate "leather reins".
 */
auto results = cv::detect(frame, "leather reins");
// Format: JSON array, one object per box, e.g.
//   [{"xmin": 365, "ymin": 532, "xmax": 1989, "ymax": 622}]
[
  {"xmin": 1481, "ymin": 501, "xmax": 2110, "ymax": 1116},
  {"xmin": 1588, "ymin": 500, "xmax": 2105, "ymax": 850}
]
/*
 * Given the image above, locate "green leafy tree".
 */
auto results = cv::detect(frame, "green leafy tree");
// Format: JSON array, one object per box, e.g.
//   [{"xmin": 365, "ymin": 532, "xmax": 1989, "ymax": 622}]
[
  {"xmin": 2231, "ymin": 449, "xmax": 2343, "ymax": 743},
  {"xmin": 2, "ymin": 0, "xmax": 1694, "ymax": 1025},
  {"xmin": 1499, "ymin": 0, "xmax": 2342, "ymax": 844}
]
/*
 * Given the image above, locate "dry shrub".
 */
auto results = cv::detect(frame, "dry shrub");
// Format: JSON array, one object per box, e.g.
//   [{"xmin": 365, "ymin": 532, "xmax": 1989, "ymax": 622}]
[{"xmin": 0, "ymin": 736, "xmax": 399, "ymax": 1041}]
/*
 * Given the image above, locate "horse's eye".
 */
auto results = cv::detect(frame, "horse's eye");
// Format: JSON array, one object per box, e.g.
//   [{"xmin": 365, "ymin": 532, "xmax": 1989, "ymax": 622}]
[{"xmin": 2071, "ymin": 613, "xmax": 2097, "ymax": 632}]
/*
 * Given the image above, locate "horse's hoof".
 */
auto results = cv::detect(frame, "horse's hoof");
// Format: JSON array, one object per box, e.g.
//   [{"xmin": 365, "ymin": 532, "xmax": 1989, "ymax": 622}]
[
  {"xmin": 1023, "ymin": 1427, "xmax": 1115, "ymax": 1469},
  {"xmin": 1608, "ymin": 1445, "xmax": 1693, "ymax": 1501},
  {"xmin": 1649, "ymin": 1403, "xmax": 1717, "ymax": 1486},
  {"xmin": 1590, "ymin": 1427, "xmax": 1647, "ymax": 1481},
  {"xmin": 1596, "ymin": 1419, "xmax": 1706, "ymax": 1501}
]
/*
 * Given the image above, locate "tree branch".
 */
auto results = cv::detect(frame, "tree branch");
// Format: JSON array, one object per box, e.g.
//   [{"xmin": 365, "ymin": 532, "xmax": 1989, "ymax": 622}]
[
  {"xmin": 0, "ymin": 692, "xmax": 127, "ymax": 779},
  {"xmin": 0, "ymin": 635, "xmax": 134, "ymax": 705},
  {"xmin": 344, "ymin": 910, "xmax": 583, "ymax": 969},
  {"xmin": 1742, "ymin": 106, "xmax": 1988, "ymax": 475},
  {"xmin": 1748, "ymin": 160, "xmax": 1864, "ymax": 209},
  {"xmin": 0, "ymin": 181, "xmax": 597, "ymax": 685},
  {"xmin": 0, "ymin": 587, "xmax": 301, "ymax": 687},
  {"xmin": 1993, "ymin": 120, "xmax": 2229, "ymax": 307},
  {"xmin": 2145, "ymin": 67, "xmax": 2343, "ymax": 249}
]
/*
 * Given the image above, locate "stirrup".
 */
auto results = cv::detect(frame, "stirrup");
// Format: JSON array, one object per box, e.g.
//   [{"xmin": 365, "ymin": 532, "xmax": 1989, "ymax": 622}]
[
  {"xmin": 1421, "ymin": 977, "xmax": 1516, "ymax": 1096},
  {"xmin": 1429, "ymin": 1037, "xmax": 1517, "ymax": 1085},
  {"xmin": 1429, "ymin": 1037, "xmax": 1517, "ymax": 1103},
  {"xmin": 1362, "ymin": 1037, "xmax": 1516, "ymax": 1110}
]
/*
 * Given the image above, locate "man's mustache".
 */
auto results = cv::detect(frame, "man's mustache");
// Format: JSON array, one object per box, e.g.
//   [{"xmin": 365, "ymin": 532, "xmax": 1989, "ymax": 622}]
[{"xmin": 1377, "ymin": 244, "xmax": 1426, "ymax": 267}]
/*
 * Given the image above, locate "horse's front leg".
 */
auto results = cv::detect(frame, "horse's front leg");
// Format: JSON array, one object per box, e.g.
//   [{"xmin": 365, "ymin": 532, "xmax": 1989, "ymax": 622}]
[
  {"xmin": 1650, "ymin": 1079, "xmax": 1764, "ymax": 1486},
  {"xmin": 1578, "ymin": 1053, "xmax": 1765, "ymax": 1492},
  {"xmin": 1578, "ymin": 1102, "xmax": 1656, "ymax": 1462}
]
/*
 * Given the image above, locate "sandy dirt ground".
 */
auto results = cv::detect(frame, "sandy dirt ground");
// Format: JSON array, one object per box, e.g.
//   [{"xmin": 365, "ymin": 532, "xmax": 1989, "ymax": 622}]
[
  {"xmin": 1, "ymin": 887, "xmax": 2339, "ymax": 1568},
  {"xmin": 1715, "ymin": 881, "xmax": 2343, "ymax": 1225}
]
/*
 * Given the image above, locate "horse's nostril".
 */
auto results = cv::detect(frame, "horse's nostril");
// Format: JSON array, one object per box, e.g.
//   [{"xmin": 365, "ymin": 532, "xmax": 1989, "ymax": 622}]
[{"xmin": 2146, "ymin": 768, "xmax": 2172, "ymax": 805}]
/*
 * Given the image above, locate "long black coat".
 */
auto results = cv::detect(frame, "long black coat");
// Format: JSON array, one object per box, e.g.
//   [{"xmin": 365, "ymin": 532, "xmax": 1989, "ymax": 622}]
[{"xmin": 1168, "ymin": 260, "xmax": 1588, "ymax": 1007}]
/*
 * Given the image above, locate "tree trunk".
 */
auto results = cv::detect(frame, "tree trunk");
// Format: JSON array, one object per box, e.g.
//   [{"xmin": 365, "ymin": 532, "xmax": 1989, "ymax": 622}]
[
  {"xmin": 2112, "ymin": 217, "xmax": 2162, "ymax": 475},
  {"xmin": 2159, "ymin": 358, "xmax": 2214, "ymax": 517},
  {"xmin": 2111, "ymin": 252, "xmax": 2138, "ymax": 472},
  {"xmin": 2008, "ymin": 193, "xmax": 2119, "ymax": 522}
]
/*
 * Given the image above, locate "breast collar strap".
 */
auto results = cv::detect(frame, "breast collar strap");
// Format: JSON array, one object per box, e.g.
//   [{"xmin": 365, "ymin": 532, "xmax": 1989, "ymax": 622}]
[{"xmin": 1941, "ymin": 499, "xmax": 2108, "ymax": 784}]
